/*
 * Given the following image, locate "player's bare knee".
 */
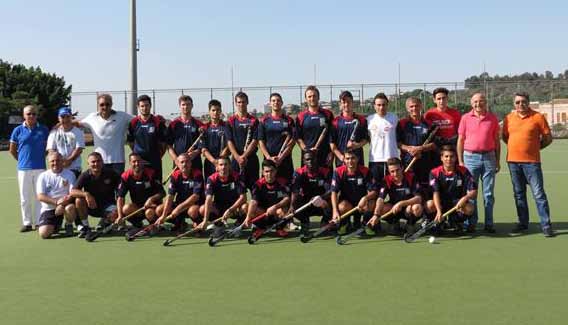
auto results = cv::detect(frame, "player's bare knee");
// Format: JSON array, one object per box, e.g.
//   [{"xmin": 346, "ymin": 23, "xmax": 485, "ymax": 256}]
[
  {"xmin": 425, "ymin": 200, "xmax": 436, "ymax": 213},
  {"xmin": 463, "ymin": 203, "xmax": 475, "ymax": 216},
  {"xmin": 412, "ymin": 204, "xmax": 423, "ymax": 216},
  {"xmin": 38, "ymin": 226, "xmax": 53, "ymax": 239}
]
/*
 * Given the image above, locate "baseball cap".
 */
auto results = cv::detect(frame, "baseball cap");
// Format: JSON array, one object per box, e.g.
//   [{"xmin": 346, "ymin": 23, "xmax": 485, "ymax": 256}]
[{"xmin": 58, "ymin": 107, "xmax": 72, "ymax": 117}]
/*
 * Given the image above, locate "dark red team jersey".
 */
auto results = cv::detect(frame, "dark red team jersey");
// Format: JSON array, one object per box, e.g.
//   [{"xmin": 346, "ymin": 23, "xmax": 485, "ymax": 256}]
[
  {"xmin": 227, "ymin": 113, "xmax": 258, "ymax": 154},
  {"xmin": 331, "ymin": 113, "xmax": 368, "ymax": 165},
  {"xmin": 127, "ymin": 114, "xmax": 167, "ymax": 163},
  {"xmin": 202, "ymin": 121, "xmax": 230, "ymax": 158},
  {"xmin": 331, "ymin": 165, "xmax": 376, "ymax": 204},
  {"xmin": 291, "ymin": 166, "xmax": 331, "ymax": 198},
  {"xmin": 251, "ymin": 177, "xmax": 290, "ymax": 209},
  {"xmin": 168, "ymin": 168, "xmax": 204, "ymax": 205},
  {"xmin": 205, "ymin": 171, "xmax": 245, "ymax": 210},
  {"xmin": 258, "ymin": 113, "xmax": 295, "ymax": 156},
  {"xmin": 429, "ymin": 165, "xmax": 476, "ymax": 203},
  {"xmin": 378, "ymin": 172, "xmax": 421, "ymax": 203},
  {"xmin": 117, "ymin": 168, "xmax": 165, "ymax": 206},
  {"xmin": 296, "ymin": 108, "xmax": 334, "ymax": 164},
  {"xmin": 167, "ymin": 116, "xmax": 204, "ymax": 170}
]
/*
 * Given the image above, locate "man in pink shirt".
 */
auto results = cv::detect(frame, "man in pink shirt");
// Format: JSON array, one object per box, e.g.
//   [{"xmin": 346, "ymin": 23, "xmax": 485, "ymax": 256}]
[{"xmin": 457, "ymin": 93, "xmax": 500, "ymax": 233}]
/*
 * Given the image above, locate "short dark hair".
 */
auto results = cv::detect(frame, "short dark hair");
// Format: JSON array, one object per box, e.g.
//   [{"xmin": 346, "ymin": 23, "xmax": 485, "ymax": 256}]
[
  {"xmin": 262, "ymin": 159, "xmax": 277, "ymax": 170},
  {"xmin": 304, "ymin": 85, "xmax": 320, "ymax": 98},
  {"xmin": 386, "ymin": 157, "xmax": 402, "ymax": 168},
  {"xmin": 432, "ymin": 88, "xmax": 449, "ymax": 97},
  {"xmin": 137, "ymin": 94, "xmax": 152, "ymax": 106},
  {"xmin": 440, "ymin": 144, "xmax": 456, "ymax": 155},
  {"xmin": 269, "ymin": 92, "xmax": 282, "ymax": 101},
  {"xmin": 344, "ymin": 150, "xmax": 358, "ymax": 159},
  {"xmin": 235, "ymin": 91, "xmax": 249, "ymax": 104},
  {"xmin": 129, "ymin": 152, "xmax": 142, "ymax": 160},
  {"xmin": 216, "ymin": 156, "xmax": 230, "ymax": 165},
  {"xmin": 208, "ymin": 99, "xmax": 222, "ymax": 110},
  {"xmin": 339, "ymin": 90, "xmax": 353, "ymax": 101},
  {"xmin": 178, "ymin": 95, "xmax": 193, "ymax": 105},
  {"xmin": 87, "ymin": 152, "xmax": 103, "ymax": 160},
  {"xmin": 514, "ymin": 92, "xmax": 530, "ymax": 102},
  {"xmin": 373, "ymin": 92, "xmax": 389, "ymax": 103}
]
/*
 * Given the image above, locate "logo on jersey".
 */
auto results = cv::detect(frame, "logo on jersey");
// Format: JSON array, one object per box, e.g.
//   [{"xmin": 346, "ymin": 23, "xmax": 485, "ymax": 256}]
[
  {"xmin": 456, "ymin": 179, "xmax": 462, "ymax": 187},
  {"xmin": 104, "ymin": 179, "xmax": 111, "ymax": 185},
  {"xmin": 144, "ymin": 181, "xmax": 151, "ymax": 189},
  {"xmin": 319, "ymin": 117, "xmax": 325, "ymax": 127},
  {"xmin": 357, "ymin": 178, "xmax": 363, "ymax": 185}
]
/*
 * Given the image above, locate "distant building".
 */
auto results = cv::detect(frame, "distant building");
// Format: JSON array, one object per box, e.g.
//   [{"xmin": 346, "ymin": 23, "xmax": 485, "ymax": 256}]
[{"xmin": 531, "ymin": 99, "xmax": 568, "ymax": 125}]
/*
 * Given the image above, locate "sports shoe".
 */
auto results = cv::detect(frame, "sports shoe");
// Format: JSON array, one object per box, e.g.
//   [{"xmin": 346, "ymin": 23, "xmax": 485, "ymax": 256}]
[
  {"xmin": 511, "ymin": 223, "xmax": 528, "ymax": 234},
  {"xmin": 212, "ymin": 224, "xmax": 226, "ymax": 238},
  {"xmin": 484, "ymin": 225, "xmax": 496, "ymax": 234},
  {"xmin": 78, "ymin": 226, "xmax": 91, "ymax": 238},
  {"xmin": 275, "ymin": 229, "xmax": 289, "ymax": 237},
  {"xmin": 286, "ymin": 222, "xmax": 299, "ymax": 231},
  {"xmin": 543, "ymin": 227, "xmax": 555, "ymax": 238},
  {"xmin": 300, "ymin": 223, "xmax": 310, "ymax": 237},
  {"xmin": 20, "ymin": 225, "xmax": 33, "ymax": 233},
  {"xmin": 64, "ymin": 223, "xmax": 74, "ymax": 237},
  {"xmin": 97, "ymin": 218, "xmax": 111, "ymax": 231},
  {"xmin": 338, "ymin": 224, "xmax": 348, "ymax": 236}
]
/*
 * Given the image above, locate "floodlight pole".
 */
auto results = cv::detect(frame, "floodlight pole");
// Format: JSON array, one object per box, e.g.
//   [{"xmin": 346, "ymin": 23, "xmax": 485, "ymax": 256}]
[{"xmin": 129, "ymin": 0, "xmax": 138, "ymax": 115}]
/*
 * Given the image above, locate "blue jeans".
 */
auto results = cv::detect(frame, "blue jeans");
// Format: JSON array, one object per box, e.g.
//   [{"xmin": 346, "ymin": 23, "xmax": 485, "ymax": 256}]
[
  {"xmin": 507, "ymin": 162, "xmax": 552, "ymax": 229},
  {"xmin": 464, "ymin": 151, "xmax": 497, "ymax": 227}
]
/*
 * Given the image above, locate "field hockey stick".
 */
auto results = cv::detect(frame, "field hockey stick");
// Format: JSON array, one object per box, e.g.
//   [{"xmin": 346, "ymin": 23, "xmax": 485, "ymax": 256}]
[
  {"xmin": 247, "ymin": 192, "xmax": 331, "ymax": 245},
  {"xmin": 300, "ymin": 205, "xmax": 359, "ymax": 243},
  {"xmin": 163, "ymin": 215, "xmax": 224, "ymax": 246},
  {"xmin": 238, "ymin": 126, "xmax": 253, "ymax": 173},
  {"xmin": 336, "ymin": 211, "xmax": 394, "ymax": 245},
  {"xmin": 219, "ymin": 130, "xmax": 230, "ymax": 158},
  {"xmin": 403, "ymin": 205, "xmax": 459, "ymax": 243},
  {"xmin": 125, "ymin": 213, "xmax": 178, "ymax": 242},
  {"xmin": 277, "ymin": 132, "xmax": 292, "ymax": 156},
  {"xmin": 404, "ymin": 126, "xmax": 439, "ymax": 173},
  {"xmin": 85, "ymin": 207, "xmax": 144, "ymax": 242},
  {"xmin": 349, "ymin": 119, "xmax": 359, "ymax": 142},
  {"xmin": 312, "ymin": 126, "xmax": 328, "ymax": 152},
  {"xmin": 208, "ymin": 212, "xmax": 268, "ymax": 247}
]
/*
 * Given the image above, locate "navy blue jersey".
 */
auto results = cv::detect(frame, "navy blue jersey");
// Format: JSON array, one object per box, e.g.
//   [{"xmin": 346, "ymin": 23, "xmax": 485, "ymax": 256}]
[
  {"xmin": 331, "ymin": 165, "xmax": 375, "ymax": 204},
  {"xmin": 296, "ymin": 108, "xmax": 334, "ymax": 165},
  {"xmin": 168, "ymin": 168, "xmax": 204, "ymax": 205},
  {"xmin": 205, "ymin": 171, "xmax": 245, "ymax": 210},
  {"xmin": 202, "ymin": 121, "xmax": 230, "ymax": 158},
  {"xmin": 227, "ymin": 113, "xmax": 258, "ymax": 154},
  {"xmin": 117, "ymin": 168, "xmax": 165, "ymax": 206},
  {"xmin": 378, "ymin": 172, "xmax": 420, "ymax": 203},
  {"xmin": 291, "ymin": 166, "xmax": 331, "ymax": 198},
  {"xmin": 258, "ymin": 113, "xmax": 296, "ymax": 156},
  {"xmin": 127, "ymin": 115, "xmax": 166, "ymax": 163},
  {"xmin": 429, "ymin": 165, "xmax": 476, "ymax": 203},
  {"xmin": 167, "ymin": 116, "xmax": 204, "ymax": 170},
  {"xmin": 331, "ymin": 113, "xmax": 368, "ymax": 165},
  {"xmin": 251, "ymin": 177, "xmax": 290, "ymax": 210},
  {"xmin": 396, "ymin": 118, "xmax": 435, "ymax": 181}
]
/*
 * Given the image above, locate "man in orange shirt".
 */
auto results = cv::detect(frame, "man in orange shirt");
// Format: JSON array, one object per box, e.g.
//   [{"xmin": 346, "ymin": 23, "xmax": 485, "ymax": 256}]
[{"xmin": 502, "ymin": 92, "xmax": 554, "ymax": 237}]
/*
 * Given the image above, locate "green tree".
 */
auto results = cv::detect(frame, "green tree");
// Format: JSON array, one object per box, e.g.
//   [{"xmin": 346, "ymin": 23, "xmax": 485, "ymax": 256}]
[{"xmin": 0, "ymin": 59, "xmax": 71, "ymax": 137}]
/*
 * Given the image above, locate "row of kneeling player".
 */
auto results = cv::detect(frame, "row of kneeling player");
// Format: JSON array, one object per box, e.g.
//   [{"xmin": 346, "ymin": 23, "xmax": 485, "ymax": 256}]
[{"xmin": 36, "ymin": 144, "xmax": 475, "ymax": 241}]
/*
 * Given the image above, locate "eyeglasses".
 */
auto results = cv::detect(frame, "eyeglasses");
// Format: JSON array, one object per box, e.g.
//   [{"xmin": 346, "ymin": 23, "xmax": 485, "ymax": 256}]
[{"xmin": 25, "ymin": 113, "xmax": 37, "ymax": 116}]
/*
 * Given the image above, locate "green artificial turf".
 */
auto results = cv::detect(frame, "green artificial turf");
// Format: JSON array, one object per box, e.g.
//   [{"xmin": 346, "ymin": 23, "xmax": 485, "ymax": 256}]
[{"xmin": 0, "ymin": 141, "xmax": 567, "ymax": 325}]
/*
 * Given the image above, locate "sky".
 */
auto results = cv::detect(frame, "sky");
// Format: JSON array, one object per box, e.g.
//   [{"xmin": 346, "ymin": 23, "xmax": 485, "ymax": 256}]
[{"xmin": 2, "ymin": 0, "xmax": 568, "ymax": 116}]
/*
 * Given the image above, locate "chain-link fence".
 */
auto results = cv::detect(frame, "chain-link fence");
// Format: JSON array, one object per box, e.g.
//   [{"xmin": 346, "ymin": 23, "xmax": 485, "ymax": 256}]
[{"xmin": 70, "ymin": 80, "xmax": 568, "ymax": 135}]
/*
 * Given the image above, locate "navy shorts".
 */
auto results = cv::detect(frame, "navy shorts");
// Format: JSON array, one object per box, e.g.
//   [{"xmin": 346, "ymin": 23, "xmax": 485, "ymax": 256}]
[{"xmin": 38, "ymin": 210, "xmax": 63, "ymax": 229}]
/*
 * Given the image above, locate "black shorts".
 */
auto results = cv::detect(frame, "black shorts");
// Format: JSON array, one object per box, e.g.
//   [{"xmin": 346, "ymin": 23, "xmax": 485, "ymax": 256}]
[
  {"xmin": 368, "ymin": 161, "xmax": 387, "ymax": 184},
  {"xmin": 88, "ymin": 203, "xmax": 117, "ymax": 219},
  {"xmin": 231, "ymin": 155, "xmax": 259, "ymax": 191},
  {"xmin": 38, "ymin": 210, "xmax": 63, "ymax": 229}
]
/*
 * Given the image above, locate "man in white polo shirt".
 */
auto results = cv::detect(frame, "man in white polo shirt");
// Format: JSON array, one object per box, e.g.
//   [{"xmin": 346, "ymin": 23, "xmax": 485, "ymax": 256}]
[
  {"xmin": 81, "ymin": 94, "xmax": 133, "ymax": 174},
  {"xmin": 367, "ymin": 92, "xmax": 399, "ymax": 184},
  {"xmin": 36, "ymin": 152, "xmax": 77, "ymax": 239}
]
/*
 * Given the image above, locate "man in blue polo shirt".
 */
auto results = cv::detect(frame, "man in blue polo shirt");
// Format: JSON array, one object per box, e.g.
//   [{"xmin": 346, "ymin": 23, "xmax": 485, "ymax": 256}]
[{"xmin": 9, "ymin": 105, "xmax": 49, "ymax": 232}]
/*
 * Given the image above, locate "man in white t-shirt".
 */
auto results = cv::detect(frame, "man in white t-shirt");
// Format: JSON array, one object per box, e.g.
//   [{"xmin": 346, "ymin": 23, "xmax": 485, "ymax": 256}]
[
  {"xmin": 367, "ymin": 93, "xmax": 399, "ymax": 184},
  {"xmin": 81, "ymin": 94, "xmax": 133, "ymax": 174},
  {"xmin": 47, "ymin": 107, "xmax": 85, "ymax": 177},
  {"xmin": 36, "ymin": 152, "xmax": 77, "ymax": 239}
]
